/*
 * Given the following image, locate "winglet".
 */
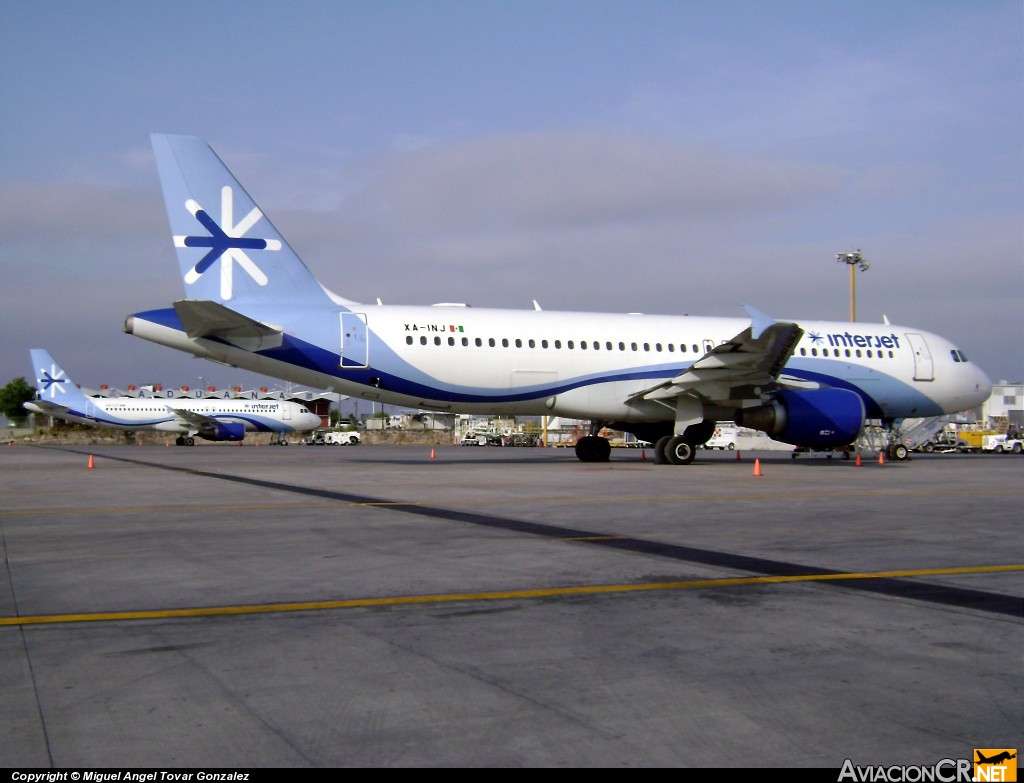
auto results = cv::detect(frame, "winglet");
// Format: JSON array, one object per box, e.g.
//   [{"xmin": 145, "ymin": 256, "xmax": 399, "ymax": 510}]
[{"xmin": 741, "ymin": 304, "xmax": 775, "ymax": 340}]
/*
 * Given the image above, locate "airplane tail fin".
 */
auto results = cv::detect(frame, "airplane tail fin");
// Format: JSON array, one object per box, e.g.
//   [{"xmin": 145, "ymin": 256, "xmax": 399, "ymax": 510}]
[
  {"xmin": 28, "ymin": 350, "xmax": 91, "ymax": 406},
  {"xmin": 151, "ymin": 134, "xmax": 347, "ymax": 306}
]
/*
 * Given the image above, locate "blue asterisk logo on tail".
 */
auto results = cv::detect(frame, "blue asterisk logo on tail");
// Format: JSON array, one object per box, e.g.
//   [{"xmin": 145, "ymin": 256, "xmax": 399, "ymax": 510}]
[
  {"xmin": 38, "ymin": 366, "xmax": 66, "ymax": 398},
  {"xmin": 175, "ymin": 186, "xmax": 281, "ymax": 300}
]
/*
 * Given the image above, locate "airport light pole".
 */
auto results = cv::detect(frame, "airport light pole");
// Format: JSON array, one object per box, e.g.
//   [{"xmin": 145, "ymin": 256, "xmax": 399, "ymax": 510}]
[{"xmin": 836, "ymin": 250, "xmax": 870, "ymax": 322}]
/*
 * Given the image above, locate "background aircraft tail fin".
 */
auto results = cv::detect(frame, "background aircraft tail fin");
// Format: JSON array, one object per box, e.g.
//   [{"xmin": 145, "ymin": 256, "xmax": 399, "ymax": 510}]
[
  {"xmin": 151, "ymin": 134, "xmax": 345, "ymax": 307},
  {"xmin": 28, "ymin": 350, "xmax": 91, "ymax": 406}
]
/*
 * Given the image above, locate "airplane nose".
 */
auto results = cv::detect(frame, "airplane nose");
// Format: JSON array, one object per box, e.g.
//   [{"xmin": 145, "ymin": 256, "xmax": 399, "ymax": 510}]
[{"xmin": 960, "ymin": 363, "xmax": 993, "ymax": 410}]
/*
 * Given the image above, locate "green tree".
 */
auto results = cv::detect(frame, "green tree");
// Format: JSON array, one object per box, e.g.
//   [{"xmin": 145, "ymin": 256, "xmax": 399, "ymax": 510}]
[{"xmin": 0, "ymin": 377, "xmax": 36, "ymax": 423}]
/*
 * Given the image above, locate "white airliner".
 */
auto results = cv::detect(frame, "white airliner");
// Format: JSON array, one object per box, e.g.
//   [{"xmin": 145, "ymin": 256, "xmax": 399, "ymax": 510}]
[
  {"xmin": 25, "ymin": 349, "xmax": 322, "ymax": 446},
  {"xmin": 124, "ymin": 135, "xmax": 992, "ymax": 463}
]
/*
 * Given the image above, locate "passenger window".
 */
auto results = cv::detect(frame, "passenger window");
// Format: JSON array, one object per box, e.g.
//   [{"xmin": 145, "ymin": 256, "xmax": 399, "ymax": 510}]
[
  {"xmin": 475, "ymin": 338, "xmax": 482, "ymax": 347},
  {"xmin": 406, "ymin": 336, "xmax": 413, "ymax": 345},
  {"xmin": 488, "ymin": 338, "xmax": 496, "ymax": 347},
  {"xmin": 420, "ymin": 336, "xmax": 427, "ymax": 345}
]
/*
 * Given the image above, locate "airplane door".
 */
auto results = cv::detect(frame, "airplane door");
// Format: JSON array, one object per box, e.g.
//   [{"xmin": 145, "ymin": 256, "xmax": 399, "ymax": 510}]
[
  {"xmin": 702, "ymin": 339, "xmax": 715, "ymax": 354},
  {"xmin": 905, "ymin": 332, "xmax": 934, "ymax": 381},
  {"xmin": 340, "ymin": 313, "xmax": 368, "ymax": 369}
]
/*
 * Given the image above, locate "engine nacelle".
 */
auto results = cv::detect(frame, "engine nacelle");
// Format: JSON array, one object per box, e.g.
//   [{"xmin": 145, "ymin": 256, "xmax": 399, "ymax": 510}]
[
  {"xmin": 200, "ymin": 422, "xmax": 246, "ymax": 442},
  {"xmin": 735, "ymin": 389, "xmax": 865, "ymax": 449}
]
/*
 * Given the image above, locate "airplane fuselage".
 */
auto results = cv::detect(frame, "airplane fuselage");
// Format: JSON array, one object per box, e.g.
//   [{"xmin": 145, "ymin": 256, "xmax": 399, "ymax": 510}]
[
  {"xmin": 126, "ymin": 302, "xmax": 991, "ymax": 425},
  {"xmin": 26, "ymin": 394, "xmax": 321, "ymax": 435}
]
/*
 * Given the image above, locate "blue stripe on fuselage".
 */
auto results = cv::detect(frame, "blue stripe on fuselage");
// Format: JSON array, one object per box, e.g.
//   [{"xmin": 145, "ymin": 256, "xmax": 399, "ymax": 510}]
[
  {"xmin": 785, "ymin": 362, "xmax": 944, "ymax": 418},
  {"xmin": 134, "ymin": 308, "xmax": 946, "ymax": 414}
]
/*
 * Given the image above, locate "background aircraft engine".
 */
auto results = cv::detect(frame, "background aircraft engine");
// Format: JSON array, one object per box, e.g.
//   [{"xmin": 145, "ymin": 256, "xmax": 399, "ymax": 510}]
[
  {"xmin": 736, "ymin": 388, "xmax": 865, "ymax": 449},
  {"xmin": 204, "ymin": 422, "xmax": 246, "ymax": 442}
]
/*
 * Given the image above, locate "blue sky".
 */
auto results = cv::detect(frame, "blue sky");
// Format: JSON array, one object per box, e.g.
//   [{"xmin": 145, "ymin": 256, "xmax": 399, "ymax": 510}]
[{"xmin": 2, "ymin": 0, "xmax": 1021, "ymax": 394}]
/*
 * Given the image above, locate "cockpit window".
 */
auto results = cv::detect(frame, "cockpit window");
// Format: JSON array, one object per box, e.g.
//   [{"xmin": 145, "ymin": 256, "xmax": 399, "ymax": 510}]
[{"xmin": 950, "ymin": 349, "xmax": 969, "ymax": 362}]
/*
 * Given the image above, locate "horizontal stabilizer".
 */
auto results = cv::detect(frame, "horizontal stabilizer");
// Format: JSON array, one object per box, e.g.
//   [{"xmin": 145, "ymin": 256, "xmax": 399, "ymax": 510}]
[
  {"xmin": 173, "ymin": 300, "xmax": 283, "ymax": 351},
  {"xmin": 24, "ymin": 399, "xmax": 70, "ymax": 415}
]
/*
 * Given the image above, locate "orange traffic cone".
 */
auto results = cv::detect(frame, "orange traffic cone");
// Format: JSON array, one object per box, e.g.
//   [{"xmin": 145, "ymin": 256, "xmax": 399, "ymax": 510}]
[
  {"xmin": 753, "ymin": 458, "xmax": 762, "ymax": 477},
  {"xmin": 855, "ymin": 452, "xmax": 862, "ymax": 467},
  {"xmin": 878, "ymin": 450, "xmax": 886, "ymax": 465},
  {"xmin": 87, "ymin": 454, "xmax": 95, "ymax": 469},
  {"xmin": 430, "ymin": 448, "xmax": 436, "ymax": 460},
  {"xmin": 735, "ymin": 450, "xmax": 742, "ymax": 461},
  {"xmin": 641, "ymin": 449, "xmax": 647, "ymax": 462}
]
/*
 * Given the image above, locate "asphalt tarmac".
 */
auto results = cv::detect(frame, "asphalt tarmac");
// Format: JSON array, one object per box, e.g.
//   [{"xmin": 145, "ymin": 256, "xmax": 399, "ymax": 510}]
[{"xmin": 1, "ymin": 443, "xmax": 1020, "ymax": 767}]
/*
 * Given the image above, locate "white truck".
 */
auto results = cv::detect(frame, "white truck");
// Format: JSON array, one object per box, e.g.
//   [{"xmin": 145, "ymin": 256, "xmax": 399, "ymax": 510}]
[
  {"xmin": 305, "ymin": 429, "xmax": 361, "ymax": 445},
  {"xmin": 704, "ymin": 424, "xmax": 738, "ymax": 450},
  {"xmin": 982, "ymin": 434, "xmax": 1023, "ymax": 454}
]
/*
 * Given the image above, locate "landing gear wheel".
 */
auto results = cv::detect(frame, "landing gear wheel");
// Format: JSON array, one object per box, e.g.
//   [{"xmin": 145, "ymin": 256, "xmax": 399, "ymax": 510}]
[
  {"xmin": 890, "ymin": 443, "xmax": 909, "ymax": 461},
  {"xmin": 574, "ymin": 435, "xmax": 611, "ymax": 463},
  {"xmin": 175, "ymin": 436, "xmax": 185, "ymax": 446},
  {"xmin": 664, "ymin": 436, "xmax": 696, "ymax": 465},
  {"xmin": 185, "ymin": 437, "xmax": 195, "ymax": 447},
  {"xmin": 653, "ymin": 435, "xmax": 671, "ymax": 465}
]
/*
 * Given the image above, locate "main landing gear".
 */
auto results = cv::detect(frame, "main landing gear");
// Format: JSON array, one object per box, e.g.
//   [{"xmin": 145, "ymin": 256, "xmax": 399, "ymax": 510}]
[
  {"xmin": 653, "ymin": 435, "xmax": 697, "ymax": 465},
  {"xmin": 575, "ymin": 435, "xmax": 611, "ymax": 462},
  {"xmin": 174, "ymin": 436, "xmax": 196, "ymax": 447}
]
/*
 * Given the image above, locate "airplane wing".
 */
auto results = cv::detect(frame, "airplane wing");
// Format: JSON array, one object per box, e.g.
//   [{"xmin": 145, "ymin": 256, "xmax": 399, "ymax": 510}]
[
  {"xmin": 631, "ymin": 305, "xmax": 804, "ymax": 404},
  {"xmin": 174, "ymin": 299, "xmax": 283, "ymax": 351},
  {"xmin": 166, "ymin": 405, "xmax": 222, "ymax": 435}
]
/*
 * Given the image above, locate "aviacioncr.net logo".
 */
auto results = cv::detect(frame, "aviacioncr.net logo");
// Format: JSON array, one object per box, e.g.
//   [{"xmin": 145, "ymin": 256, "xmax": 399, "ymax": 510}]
[
  {"xmin": 175, "ymin": 185, "xmax": 281, "ymax": 300},
  {"xmin": 838, "ymin": 758, "xmax": 973, "ymax": 782}
]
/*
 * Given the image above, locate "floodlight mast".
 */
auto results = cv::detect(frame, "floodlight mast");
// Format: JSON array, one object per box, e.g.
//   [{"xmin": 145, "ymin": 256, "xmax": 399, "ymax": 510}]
[{"xmin": 836, "ymin": 249, "xmax": 870, "ymax": 322}]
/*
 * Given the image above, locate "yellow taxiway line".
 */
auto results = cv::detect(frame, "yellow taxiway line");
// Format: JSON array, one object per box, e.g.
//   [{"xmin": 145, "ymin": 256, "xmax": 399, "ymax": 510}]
[{"xmin": 2, "ymin": 564, "xmax": 1020, "ymax": 627}]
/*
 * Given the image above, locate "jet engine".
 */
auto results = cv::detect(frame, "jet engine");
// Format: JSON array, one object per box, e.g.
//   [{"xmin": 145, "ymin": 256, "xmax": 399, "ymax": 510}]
[
  {"xmin": 201, "ymin": 422, "xmax": 246, "ymax": 442},
  {"xmin": 735, "ymin": 388, "xmax": 865, "ymax": 449}
]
